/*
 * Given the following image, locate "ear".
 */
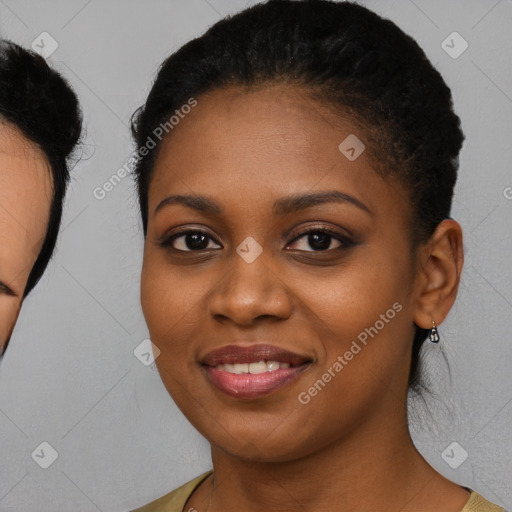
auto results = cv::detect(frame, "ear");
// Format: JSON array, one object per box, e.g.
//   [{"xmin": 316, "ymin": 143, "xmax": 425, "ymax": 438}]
[{"xmin": 413, "ymin": 219, "xmax": 464, "ymax": 329}]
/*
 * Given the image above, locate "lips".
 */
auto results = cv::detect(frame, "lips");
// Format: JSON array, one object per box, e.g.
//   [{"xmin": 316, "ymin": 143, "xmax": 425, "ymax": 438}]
[{"xmin": 201, "ymin": 344, "xmax": 312, "ymax": 400}]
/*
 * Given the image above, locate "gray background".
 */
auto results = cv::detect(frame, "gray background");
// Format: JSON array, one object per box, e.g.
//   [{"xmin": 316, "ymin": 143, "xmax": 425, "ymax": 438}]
[{"xmin": 0, "ymin": 0, "xmax": 510, "ymax": 510}]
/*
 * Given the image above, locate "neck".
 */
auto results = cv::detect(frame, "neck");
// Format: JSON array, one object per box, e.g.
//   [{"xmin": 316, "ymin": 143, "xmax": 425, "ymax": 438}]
[{"xmin": 205, "ymin": 396, "xmax": 445, "ymax": 511}]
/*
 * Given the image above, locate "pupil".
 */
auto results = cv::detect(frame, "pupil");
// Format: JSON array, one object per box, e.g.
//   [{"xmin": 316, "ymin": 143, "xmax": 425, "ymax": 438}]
[
  {"xmin": 187, "ymin": 233, "xmax": 208, "ymax": 250},
  {"xmin": 308, "ymin": 232, "xmax": 330, "ymax": 251}
]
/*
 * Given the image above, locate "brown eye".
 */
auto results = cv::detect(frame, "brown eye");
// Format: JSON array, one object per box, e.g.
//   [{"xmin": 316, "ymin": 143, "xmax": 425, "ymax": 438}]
[
  {"xmin": 287, "ymin": 228, "xmax": 355, "ymax": 252},
  {"xmin": 161, "ymin": 230, "xmax": 222, "ymax": 252}
]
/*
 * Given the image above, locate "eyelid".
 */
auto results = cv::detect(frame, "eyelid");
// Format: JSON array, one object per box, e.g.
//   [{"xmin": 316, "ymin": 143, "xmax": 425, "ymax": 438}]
[
  {"xmin": 286, "ymin": 224, "xmax": 356, "ymax": 245},
  {"xmin": 0, "ymin": 282, "xmax": 17, "ymax": 297},
  {"xmin": 159, "ymin": 223, "xmax": 355, "ymax": 253},
  {"xmin": 286, "ymin": 228, "xmax": 355, "ymax": 253},
  {"xmin": 159, "ymin": 226, "xmax": 223, "ymax": 250}
]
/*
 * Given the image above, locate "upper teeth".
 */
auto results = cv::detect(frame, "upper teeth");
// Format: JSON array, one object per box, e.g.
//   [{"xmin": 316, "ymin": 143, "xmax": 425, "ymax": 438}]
[{"xmin": 216, "ymin": 361, "xmax": 290, "ymax": 374}]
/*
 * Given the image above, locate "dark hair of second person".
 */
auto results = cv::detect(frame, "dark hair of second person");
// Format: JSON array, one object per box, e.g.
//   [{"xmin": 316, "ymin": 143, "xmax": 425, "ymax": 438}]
[{"xmin": 0, "ymin": 40, "xmax": 82, "ymax": 353}]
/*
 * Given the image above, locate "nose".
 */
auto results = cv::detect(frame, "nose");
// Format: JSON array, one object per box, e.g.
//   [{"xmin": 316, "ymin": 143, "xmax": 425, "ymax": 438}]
[{"xmin": 208, "ymin": 248, "xmax": 293, "ymax": 326}]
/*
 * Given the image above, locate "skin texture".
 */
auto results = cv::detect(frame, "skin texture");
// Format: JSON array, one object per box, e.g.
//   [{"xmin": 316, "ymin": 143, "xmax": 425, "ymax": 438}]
[
  {"xmin": 141, "ymin": 84, "xmax": 466, "ymax": 511},
  {"xmin": 0, "ymin": 122, "xmax": 52, "ymax": 353}
]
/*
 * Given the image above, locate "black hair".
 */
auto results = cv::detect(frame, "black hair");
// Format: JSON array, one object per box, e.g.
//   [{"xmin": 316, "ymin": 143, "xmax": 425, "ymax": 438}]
[
  {"xmin": 0, "ymin": 39, "xmax": 82, "ymax": 297},
  {"xmin": 130, "ymin": 0, "xmax": 464, "ymax": 389}
]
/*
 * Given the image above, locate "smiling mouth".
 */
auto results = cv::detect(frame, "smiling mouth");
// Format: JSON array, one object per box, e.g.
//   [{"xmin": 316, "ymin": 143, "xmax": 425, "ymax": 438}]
[
  {"xmin": 201, "ymin": 344, "xmax": 312, "ymax": 400},
  {"xmin": 214, "ymin": 360, "xmax": 292, "ymax": 374}
]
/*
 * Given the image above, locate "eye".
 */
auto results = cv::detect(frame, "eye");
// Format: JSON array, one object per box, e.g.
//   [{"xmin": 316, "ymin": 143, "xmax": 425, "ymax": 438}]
[
  {"xmin": 0, "ymin": 281, "xmax": 17, "ymax": 297},
  {"xmin": 287, "ymin": 227, "xmax": 353, "ymax": 252},
  {"xmin": 161, "ymin": 230, "xmax": 222, "ymax": 252}
]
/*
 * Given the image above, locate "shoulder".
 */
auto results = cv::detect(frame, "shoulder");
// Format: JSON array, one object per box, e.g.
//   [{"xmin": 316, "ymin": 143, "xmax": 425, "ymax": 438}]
[
  {"xmin": 131, "ymin": 470, "xmax": 213, "ymax": 512},
  {"xmin": 462, "ymin": 490, "xmax": 507, "ymax": 512}
]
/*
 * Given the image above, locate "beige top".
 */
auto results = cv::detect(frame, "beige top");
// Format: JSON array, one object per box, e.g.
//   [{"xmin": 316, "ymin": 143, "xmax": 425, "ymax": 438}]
[{"xmin": 132, "ymin": 470, "xmax": 506, "ymax": 512}]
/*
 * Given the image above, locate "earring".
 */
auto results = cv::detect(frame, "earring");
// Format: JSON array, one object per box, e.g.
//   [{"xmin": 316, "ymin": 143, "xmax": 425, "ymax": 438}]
[{"xmin": 429, "ymin": 320, "xmax": 440, "ymax": 343}]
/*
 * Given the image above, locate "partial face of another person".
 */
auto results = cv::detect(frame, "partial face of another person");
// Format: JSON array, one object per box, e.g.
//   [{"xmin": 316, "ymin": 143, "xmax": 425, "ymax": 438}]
[
  {"xmin": 0, "ymin": 122, "xmax": 52, "ymax": 352},
  {"xmin": 140, "ymin": 84, "xmax": 433, "ymax": 462}
]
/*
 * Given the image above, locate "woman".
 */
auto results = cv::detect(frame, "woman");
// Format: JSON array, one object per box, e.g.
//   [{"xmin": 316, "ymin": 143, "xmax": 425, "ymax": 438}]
[
  {"xmin": 0, "ymin": 40, "xmax": 82, "ymax": 354},
  {"xmin": 130, "ymin": 1, "xmax": 505, "ymax": 510}
]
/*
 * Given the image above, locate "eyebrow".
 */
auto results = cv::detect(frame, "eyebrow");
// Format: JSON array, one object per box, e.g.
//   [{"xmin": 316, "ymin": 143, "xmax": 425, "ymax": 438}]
[{"xmin": 154, "ymin": 190, "xmax": 372, "ymax": 217}]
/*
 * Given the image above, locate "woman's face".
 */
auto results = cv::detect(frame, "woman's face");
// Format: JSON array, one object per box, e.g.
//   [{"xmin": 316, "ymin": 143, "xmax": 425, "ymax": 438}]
[
  {"xmin": 0, "ymin": 123, "xmax": 52, "ymax": 352},
  {"xmin": 141, "ymin": 85, "xmax": 425, "ymax": 461}
]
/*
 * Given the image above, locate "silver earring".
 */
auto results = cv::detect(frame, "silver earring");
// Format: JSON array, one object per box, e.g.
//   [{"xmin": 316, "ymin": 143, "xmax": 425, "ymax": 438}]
[{"xmin": 429, "ymin": 320, "xmax": 439, "ymax": 343}]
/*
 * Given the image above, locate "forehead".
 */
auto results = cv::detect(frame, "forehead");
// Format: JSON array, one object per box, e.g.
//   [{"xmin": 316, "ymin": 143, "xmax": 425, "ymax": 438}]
[
  {"xmin": 0, "ymin": 122, "xmax": 53, "ymax": 287},
  {"xmin": 148, "ymin": 85, "xmax": 408, "ymax": 220}
]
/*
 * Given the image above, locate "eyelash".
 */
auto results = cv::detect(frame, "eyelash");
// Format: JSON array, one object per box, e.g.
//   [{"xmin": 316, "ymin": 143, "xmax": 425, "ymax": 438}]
[
  {"xmin": 160, "ymin": 226, "xmax": 355, "ymax": 253},
  {"xmin": 0, "ymin": 282, "xmax": 16, "ymax": 296}
]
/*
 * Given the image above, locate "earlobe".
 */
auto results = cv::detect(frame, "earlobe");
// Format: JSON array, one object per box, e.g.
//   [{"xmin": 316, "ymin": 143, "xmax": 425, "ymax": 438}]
[{"xmin": 413, "ymin": 219, "xmax": 464, "ymax": 331}]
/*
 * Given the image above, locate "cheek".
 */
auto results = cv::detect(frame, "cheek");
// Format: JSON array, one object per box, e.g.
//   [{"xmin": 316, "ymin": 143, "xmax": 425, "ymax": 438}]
[
  {"xmin": 140, "ymin": 252, "xmax": 210, "ymax": 350},
  {"xmin": 141, "ymin": 260, "xmax": 210, "ymax": 412},
  {"xmin": 293, "ymin": 250, "xmax": 414, "ymax": 395},
  {"xmin": 0, "ymin": 299, "xmax": 22, "ymax": 350},
  {"xmin": 304, "ymin": 285, "xmax": 411, "ymax": 401},
  {"xmin": 140, "ymin": 262, "xmax": 196, "ymax": 403},
  {"xmin": 299, "ymin": 250, "xmax": 410, "ymax": 341},
  {"xmin": 140, "ymin": 257, "xmax": 175, "ymax": 342}
]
